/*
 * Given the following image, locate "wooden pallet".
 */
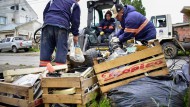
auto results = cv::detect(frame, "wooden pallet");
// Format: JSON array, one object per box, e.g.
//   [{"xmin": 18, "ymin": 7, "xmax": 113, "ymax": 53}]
[
  {"xmin": 94, "ymin": 43, "xmax": 169, "ymax": 93},
  {"xmin": 0, "ymin": 82, "xmax": 42, "ymax": 107},
  {"xmin": 3, "ymin": 65, "xmax": 68, "ymax": 82},
  {"xmin": 41, "ymin": 67, "xmax": 99, "ymax": 107}
]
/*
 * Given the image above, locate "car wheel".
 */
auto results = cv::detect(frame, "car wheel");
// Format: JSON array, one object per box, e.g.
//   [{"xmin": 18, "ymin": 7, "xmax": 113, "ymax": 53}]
[
  {"xmin": 162, "ymin": 42, "xmax": 178, "ymax": 59},
  {"xmin": 0, "ymin": 49, "xmax": 1, "ymax": 52},
  {"xmin": 12, "ymin": 46, "xmax": 18, "ymax": 53},
  {"xmin": 24, "ymin": 48, "xmax": 29, "ymax": 52}
]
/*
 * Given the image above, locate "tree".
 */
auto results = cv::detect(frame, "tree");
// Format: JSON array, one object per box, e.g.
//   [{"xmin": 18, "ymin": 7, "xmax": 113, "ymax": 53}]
[{"xmin": 122, "ymin": 0, "xmax": 146, "ymax": 16}]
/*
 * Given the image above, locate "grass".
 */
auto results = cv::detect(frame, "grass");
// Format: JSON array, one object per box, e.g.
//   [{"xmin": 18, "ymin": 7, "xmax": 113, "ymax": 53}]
[
  {"xmin": 184, "ymin": 88, "xmax": 189, "ymax": 107},
  {"xmin": 87, "ymin": 95, "xmax": 111, "ymax": 107},
  {"xmin": 178, "ymin": 50, "xmax": 190, "ymax": 56},
  {"xmin": 29, "ymin": 48, "xmax": 40, "ymax": 52}
]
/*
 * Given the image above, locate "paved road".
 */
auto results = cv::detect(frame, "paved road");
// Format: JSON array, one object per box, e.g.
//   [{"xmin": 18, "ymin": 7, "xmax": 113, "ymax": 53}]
[{"xmin": 0, "ymin": 52, "xmax": 40, "ymax": 67}]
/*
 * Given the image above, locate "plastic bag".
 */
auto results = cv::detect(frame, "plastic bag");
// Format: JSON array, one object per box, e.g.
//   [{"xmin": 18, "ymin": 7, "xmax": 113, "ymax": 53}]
[
  {"xmin": 69, "ymin": 38, "xmax": 85, "ymax": 63},
  {"xmin": 108, "ymin": 64, "xmax": 189, "ymax": 107}
]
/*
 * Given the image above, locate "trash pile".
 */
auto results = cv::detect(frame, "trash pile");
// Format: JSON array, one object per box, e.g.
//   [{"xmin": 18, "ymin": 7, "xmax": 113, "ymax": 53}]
[{"xmin": 0, "ymin": 39, "xmax": 189, "ymax": 107}]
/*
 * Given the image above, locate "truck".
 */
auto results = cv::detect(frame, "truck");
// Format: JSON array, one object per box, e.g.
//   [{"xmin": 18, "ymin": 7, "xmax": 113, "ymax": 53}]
[
  {"xmin": 150, "ymin": 14, "xmax": 189, "ymax": 58},
  {"xmin": 0, "ymin": 36, "xmax": 32, "ymax": 53}
]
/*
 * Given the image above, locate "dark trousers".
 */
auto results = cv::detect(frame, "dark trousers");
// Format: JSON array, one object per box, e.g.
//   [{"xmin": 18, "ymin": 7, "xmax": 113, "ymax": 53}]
[{"xmin": 40, "ymin": 25, "xmax": 68, "ymax": 66}]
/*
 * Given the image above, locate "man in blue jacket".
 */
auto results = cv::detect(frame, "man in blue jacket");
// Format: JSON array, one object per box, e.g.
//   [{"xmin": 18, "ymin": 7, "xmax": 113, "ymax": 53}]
[
  {"xmin": 40, "ymin": 0, "xmax": 80, "ymax": 67},
  {"xmin": 111, "ymin": 4, "xmax": 156, "ymax": 44},
  {"xmin": 98, "ymin": 10, "xmax": 115, "ymax": 43}
]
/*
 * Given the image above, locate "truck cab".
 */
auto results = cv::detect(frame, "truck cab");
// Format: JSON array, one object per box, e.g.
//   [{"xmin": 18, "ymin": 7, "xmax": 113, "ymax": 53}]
[{"xmin": 150, "ymin": 14, "xmax": 185, "ymax": 59}]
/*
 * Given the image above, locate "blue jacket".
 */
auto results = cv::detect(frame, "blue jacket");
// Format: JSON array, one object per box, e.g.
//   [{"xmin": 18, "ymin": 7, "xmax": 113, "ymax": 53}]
[
  {"xmin": 99, "ymin": 18, "xmax": 115, "ymax": 34},
  {"xmin": 116, "ymin": 5, "xmax": 156, "ymax": 42},
  {"xmin": 43, "ymin": 0, "xmax": 80, "ymax": 36}
]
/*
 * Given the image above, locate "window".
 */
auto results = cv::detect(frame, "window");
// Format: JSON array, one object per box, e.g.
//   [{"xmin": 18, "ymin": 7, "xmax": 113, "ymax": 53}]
[
  {"xmin": 21, "ymin": 8, "xmax": 25, "ymax": 11},
  {"xmin": 0, "ymin": 16, "xmax": 6, "ymax": 25},
  {"xmin": 150, "ymin": 16, "xmax": 156, "ymax": 27},
  {"xmin": 15, "ymin": 37, "xmax": 24, "ymax": 40},
  {"xmin": 6, "ymin": 38, "xmax": 11, "ymax": 42},
  {"xmin": 16, "ymin": 4, "xmax": 19, "ymax": 10},
  {"xmin": 10, "ymin": 6, "xmax": 15, "ymax": 10},
  {"xmin": 2, "ymin": 39, "xmax": 6, "ymax": 43},
  {"xmin": 156, "ymin": 15, "xmax": 167, "ymax": 28},
  {"xmin": 91, "ymin": 9, "xmax": 100, "ymax": 27}
]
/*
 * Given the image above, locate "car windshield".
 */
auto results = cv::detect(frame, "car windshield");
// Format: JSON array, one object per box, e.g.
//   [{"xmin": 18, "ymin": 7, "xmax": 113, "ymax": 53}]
[{"xmin": 15, "ymin": 37, "xmax": 26, "ymax": 41}]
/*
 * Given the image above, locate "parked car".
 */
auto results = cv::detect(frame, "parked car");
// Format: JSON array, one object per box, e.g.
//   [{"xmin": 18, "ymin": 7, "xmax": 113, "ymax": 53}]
[{"xmin": 0, "ymin": 37, "xmax": 32, "ymax": 53}]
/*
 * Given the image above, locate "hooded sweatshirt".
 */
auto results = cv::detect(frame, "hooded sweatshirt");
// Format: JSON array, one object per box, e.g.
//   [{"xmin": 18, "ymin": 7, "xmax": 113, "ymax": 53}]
[
  {"xmin": 116, "ymin": 5, "xmax": 156, "ymax": 42},
  {"xmin": 43, "ymin": 0, "xmax": 80, "ymax": 36}
]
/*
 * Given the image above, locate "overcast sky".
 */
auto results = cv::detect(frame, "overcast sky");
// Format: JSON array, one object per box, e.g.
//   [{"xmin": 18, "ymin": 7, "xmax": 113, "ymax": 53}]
[{"xmin": 28, "ymin": 0, "xmax": 190, "ymax": 28}]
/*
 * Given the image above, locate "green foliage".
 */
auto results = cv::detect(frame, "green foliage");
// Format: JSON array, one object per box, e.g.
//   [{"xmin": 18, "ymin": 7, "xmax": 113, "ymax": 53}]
[
  {"xmin": 99, "ymin": 96, "xmax": 111, "ymax": 107},
  {"xmin": 29, "ymin": 48, "xmax": 40, "ymax": 52},
  {"xmin": 122, "ymin": 0, "xmax": 146, "ymax": 16},
  {"xmin": 183, "ymin": 88, "xmax": 189, "ymax": 107}
]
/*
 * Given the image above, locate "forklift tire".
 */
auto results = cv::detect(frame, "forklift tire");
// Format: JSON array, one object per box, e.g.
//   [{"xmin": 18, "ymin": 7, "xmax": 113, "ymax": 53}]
[
  {"xmin": 162, "ymin": 42, "xmax": 178, "ymax": 59},
  {"xmin": 85, "ymin": 48, "xmax": 98, "ymax": 66}
]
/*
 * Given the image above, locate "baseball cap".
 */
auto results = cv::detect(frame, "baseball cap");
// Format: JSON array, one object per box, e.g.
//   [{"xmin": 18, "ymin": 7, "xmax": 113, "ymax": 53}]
[{"xmin": 111, "ymin": 4, "xmax": 124, "ymax": 18}]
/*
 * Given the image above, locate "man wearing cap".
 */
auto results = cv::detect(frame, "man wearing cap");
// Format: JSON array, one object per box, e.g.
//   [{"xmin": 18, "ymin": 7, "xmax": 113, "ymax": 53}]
[
  {"xmin": 40, "ymin": 0, "xmax": 80, "ymax": 67},
  {"xmin": 98, "ymin": 10, "xmax": 115, "ymax": 43},
  {"xmin": 111, "ymin": 4, "xmax": 156, "ymax": 44}
]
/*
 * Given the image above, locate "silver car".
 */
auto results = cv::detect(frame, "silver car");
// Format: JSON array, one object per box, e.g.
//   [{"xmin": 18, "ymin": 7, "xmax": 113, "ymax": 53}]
[{"xmin": 0, "ymin": 37, "xmax": 32, "ymax": 53}]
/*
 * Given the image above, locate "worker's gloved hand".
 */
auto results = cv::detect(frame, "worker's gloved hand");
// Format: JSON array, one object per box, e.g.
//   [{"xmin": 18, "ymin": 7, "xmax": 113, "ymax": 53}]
[
  {"xmin": 110, "ymin": 37, "xmax": 119, "ymax": 43},
  {"xmin": 100, "ymin": 31, "xmax": 104, "ymax": 36}
]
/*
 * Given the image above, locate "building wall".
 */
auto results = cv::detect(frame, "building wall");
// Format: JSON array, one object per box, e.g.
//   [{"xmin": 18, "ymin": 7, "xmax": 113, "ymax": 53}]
[
  {"xmin": 174, "ymin": 25, "xmax": 190, "ymax": 41},
  {"xmin": 0, "ymin": 0, "xmax": 38, "ymax": 27},
  {"xmin": 15, "ymin": 21, "xmax": 41, "ymax": 40}
]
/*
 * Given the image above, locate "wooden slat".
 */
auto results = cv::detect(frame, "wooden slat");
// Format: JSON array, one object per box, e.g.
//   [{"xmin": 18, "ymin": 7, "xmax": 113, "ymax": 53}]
[
  {"xmin": 97, "ymin": 55, "xmax": 166, "ymax": 85},
  {"xmin": 0, "ymin": 82, "xmax": 29, "ymax": 96},
  {"xmin": 43, "ymin": 94, "xmax": 82, "ymax": 104},
  {"xmin": 81, "ymin": 76, "xmax": 98, "ymax": 89},
  {"xmin": 0, "ymin": 95, "xmax": 29, "ymax": 107},
  {"xmin": 3, "ymin": 65, "xmax": 68, "ymax": 77},
  {"xmin": 94, "ymin": 45, "xmax": 163, "ymax": 73},
  {"xmin": 100, "ymin": 68, "xmax": 169, "ymax": 93},
  {"xmin": 42, "ymin": 77, "xmax": 81, "ymax": 88},
  {"xmin": 82, "ymin": 87, "xmax": 99, "ymax": 105},
  {"xmin": 28, "ymin": 88, "xmax": 33, "ymax": 102}
]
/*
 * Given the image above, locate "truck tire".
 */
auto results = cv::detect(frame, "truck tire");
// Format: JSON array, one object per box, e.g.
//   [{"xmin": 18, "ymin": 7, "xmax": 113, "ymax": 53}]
[
  {"xmin": 12, "ymin": 46, "xmax": 18, "ymax": 53},
  {"xmin": 162, "ymin": 42, "xmax": 177, "ymax": 59},
  {"xmin": 85, "ymin": 48, "xmax": 98, "ymax": 66},
  {"xmin": 24, "ymin": 48, "xmax": 29, "ymax": 52}
]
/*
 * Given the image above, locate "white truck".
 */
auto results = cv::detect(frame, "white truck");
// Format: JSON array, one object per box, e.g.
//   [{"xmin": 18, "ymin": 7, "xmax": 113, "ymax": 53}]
[
  {"xmin": 150, "ymin": 14, "xmax": 189, "ymax": 58},
  {"xmin": 0, "ymin": 37, "xmax": 32, "ymax": 53}
]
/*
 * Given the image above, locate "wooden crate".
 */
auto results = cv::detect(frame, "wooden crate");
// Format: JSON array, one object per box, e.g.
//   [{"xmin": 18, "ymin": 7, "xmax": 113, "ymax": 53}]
[
  {"xmin": 41, "ymin": 67, "xmax": 99, "ymax": 107},
  {"xmin": 0, "ymin": 82, "xmax": 42, "ymax": 107},
  {"xmin": 94, "ymin": 43, "xmax": 169, "ymax": 93}
]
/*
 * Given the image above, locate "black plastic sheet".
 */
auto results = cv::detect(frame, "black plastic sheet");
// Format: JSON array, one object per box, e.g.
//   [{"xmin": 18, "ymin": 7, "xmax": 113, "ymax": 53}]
[{"xmin": 108, "ymin": 64, "xmax": 189, "ymax": 107}]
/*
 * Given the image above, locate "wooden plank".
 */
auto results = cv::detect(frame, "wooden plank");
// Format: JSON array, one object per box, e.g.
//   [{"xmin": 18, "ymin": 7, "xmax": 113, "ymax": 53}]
[
  {"xmin": 81, "ymin": 76, "xmax": 98, "ymax": 89},
  {"xmin": 43, "ymin": 88, "xmax": 48, "ymax": 94},
  {"xmin": 0, "ymin": 82, "xmax": 29, "ymax": 96},
  {"xmin": 97, "ymin": 55, "xmax": 166, "ymax": 85},
  {"xmin": 43, "ymin": 94, "xmax": 82, "ymax": 104},
  {"xmin": 82, "ymin": 87, "xmax": 99, "ymax": 105},
  {"xmin": 42, "ymin": 77, "xmax": 81, "ymax": 88},
  {"xmin": 0, "ymin": 95, "xmax": 29, "ymax": 107},
  {"xmin": 94, "ymin": 45, "xmax": 163, "ymax": 73},
  {"xmin": 3, "ymin": 65, "xmax": 68, "ymax": 77},
  {"xmin": 100, "ymin": 68, "xmax": 169, "ymax": 93},
  {"xmin": 28, "ymin": 88, "xmax": 33, "ymax": 102},
  {"xmin": 81, "ymin": 67, "xmax": 94, "ymax": 78}
]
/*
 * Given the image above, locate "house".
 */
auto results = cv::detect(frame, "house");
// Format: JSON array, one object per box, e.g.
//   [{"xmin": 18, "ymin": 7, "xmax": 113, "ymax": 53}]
[
  {"xmin": 0, "ymin": 0, "xmax": 42, "ymax": 40},
  {"xmin": 173, "ymin": 6, "xmax": 190, "ymax": 42}
]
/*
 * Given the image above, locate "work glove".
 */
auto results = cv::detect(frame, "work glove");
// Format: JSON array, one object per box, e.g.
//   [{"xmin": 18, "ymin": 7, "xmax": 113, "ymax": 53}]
[
  {"xmin": 100, "ymin": 31, "xmax": 104, "ymax": 36},
  {"xmin": 110, "ymin": 37, "xmax": 119, "ymax": 43}
]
